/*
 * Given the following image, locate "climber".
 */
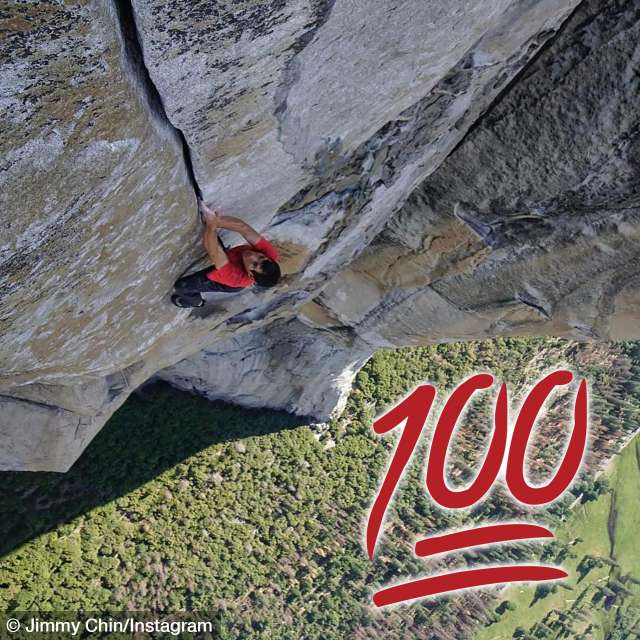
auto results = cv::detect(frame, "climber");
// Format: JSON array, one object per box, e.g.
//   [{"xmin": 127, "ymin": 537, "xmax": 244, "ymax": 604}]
[{"xmin": 171, "ymin": 202, "xmax": 281, "ymax": 308}]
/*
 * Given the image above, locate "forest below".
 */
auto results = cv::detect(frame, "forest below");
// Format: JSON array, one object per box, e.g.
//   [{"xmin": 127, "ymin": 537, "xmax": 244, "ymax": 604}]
[{"xmin": 1, "ymin": 337, "xmax": 640, "ymax": 639}]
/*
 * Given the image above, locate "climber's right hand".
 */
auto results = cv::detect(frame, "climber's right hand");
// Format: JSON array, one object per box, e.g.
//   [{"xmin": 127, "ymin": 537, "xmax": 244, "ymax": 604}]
[
  {"xmin": 203, "ymin": 210, "xmax": 219, "ymax": 228},
  {"xmin": 199, "ymin": 201, "xmax": 219, "ymax": 227}
]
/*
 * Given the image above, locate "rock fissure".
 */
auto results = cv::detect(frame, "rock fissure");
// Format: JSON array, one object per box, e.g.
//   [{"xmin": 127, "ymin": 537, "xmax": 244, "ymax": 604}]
[
  {"xmin": 3, "ymin": 0, "xmax": 640, "ymax": 471},
  {"xmin": 516, "ymin": 294, "xmax": 552, "ymax": 320},
  {"xmin": 110, "ymin": 0, "xmax": 202, "ymax": 201}
]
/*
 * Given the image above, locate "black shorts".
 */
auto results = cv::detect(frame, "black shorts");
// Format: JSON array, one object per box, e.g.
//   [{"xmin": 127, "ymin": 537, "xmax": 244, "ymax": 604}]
[{"xmin": 173, "ymin": 266, "xmax": 244, "ymax": 306}]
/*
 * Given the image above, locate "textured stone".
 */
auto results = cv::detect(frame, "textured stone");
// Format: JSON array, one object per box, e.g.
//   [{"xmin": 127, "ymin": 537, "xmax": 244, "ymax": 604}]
[
  {"xmin": 2, "ymin": 0, "xmax": 639, "ymax": 471},
  {"xmin": 166, "ymin": 0, "xmax": 640, "ymax": 423},
  {"xmin": 130, "ymin": 0, "xmax": 582, "ymax": 239},
  {"xmin": 0, "ymin": 394, "xmax": 102, "ymax": 472},
  {"xmin": 0, "ymin": 1, "xmax": 197, "ymax": 469},
  {"xmin": 1, "ymin": 1, "xmax": 195, "ymax": 384},
  {"xmin": 157, "ymin": 319, "xmax": 371, "ymax": 420},
  {"xmin": 317, "ymin": 0, "xmax": 640, "ymax": 345}
]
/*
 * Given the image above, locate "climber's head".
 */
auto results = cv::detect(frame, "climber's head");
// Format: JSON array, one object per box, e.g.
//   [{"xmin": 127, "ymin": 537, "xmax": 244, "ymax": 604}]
[{"xmin": 242, "ymin": 250, "xmax": 281, "ymax": 288}]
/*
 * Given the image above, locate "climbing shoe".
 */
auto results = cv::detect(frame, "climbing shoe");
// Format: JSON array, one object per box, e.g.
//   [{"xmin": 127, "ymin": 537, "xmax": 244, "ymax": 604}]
[{"xmin": 171, "ymin": 294, "xmax": 204, "ymax": 308}]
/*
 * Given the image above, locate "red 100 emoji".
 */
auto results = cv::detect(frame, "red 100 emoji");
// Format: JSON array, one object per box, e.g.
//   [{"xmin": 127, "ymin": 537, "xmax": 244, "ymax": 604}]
[{"xmin": 365, "ymin": 370, "xmax": 588, "ymax": 607}]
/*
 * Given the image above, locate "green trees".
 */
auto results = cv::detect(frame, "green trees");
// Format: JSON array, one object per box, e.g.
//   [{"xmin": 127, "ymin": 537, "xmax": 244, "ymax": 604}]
[
  {"xmin": 572, "ymin": 477, "xmax": 611, "ymax": 504},
  {"xmin": 2, "ymin": 337, "xmax": 640, "ymax": 638}
]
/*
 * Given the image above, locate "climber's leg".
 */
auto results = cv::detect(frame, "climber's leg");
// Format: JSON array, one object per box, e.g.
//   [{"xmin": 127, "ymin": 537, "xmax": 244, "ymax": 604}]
[
  {"xmin": 173, "ymin": 266, "xmax": 244, "ymax": 308},
  {"xmin": 173, "ymin": 267, "xmax": 214, "ymax": 307},
  {"xmin": 174, "ymin": 266, "xmax": 216, "ymax": 289}
]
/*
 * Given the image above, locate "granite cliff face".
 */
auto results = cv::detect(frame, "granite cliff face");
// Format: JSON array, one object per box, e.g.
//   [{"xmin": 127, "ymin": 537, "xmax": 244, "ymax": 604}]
[{"xmin": 1, "ymin": 0, "xmax": 639, "ymax": 471}]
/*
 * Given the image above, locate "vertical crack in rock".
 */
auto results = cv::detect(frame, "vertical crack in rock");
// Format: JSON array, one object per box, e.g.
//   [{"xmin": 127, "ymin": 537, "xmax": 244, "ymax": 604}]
[{"xmin": 110, "ymin": 0, "xmax": 202, "ymax": 200}]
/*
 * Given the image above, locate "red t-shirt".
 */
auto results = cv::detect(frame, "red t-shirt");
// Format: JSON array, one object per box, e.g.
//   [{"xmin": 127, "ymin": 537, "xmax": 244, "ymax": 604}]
[{"xmin": 206, "ymin": 237, "xmax": 279, "ymax": 288}]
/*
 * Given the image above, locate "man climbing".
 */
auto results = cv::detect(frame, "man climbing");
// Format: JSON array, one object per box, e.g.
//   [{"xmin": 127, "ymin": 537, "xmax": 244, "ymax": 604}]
[{"xmin": 171, "ymin": 202, "xmax": 281, "ymax": 308}]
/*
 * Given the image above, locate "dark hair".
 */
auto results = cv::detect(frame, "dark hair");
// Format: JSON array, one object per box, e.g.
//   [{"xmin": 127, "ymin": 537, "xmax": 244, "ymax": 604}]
[{"xmin": 253, "ymin": 259, "xmax": 281, "ymax": 288}]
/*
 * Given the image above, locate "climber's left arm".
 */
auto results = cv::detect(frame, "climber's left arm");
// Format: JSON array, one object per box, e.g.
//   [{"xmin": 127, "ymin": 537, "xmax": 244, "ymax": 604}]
[{"xmin": 214, "ymin": 215, "xmax": 262, "ymax": 246}]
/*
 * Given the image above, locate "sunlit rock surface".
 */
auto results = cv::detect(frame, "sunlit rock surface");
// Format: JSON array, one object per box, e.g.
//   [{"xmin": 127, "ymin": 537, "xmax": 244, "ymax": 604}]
[
  {"xmin": 0, "ymin": 1, "xmax": 197, "ymax": 470},
  {"xmin": 1, "ymin": 0, "xmax": 638, "ymax": 470},
  {"xmin": 316, "ymin": 0, "xmax": 640, "ymax": 346}
]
